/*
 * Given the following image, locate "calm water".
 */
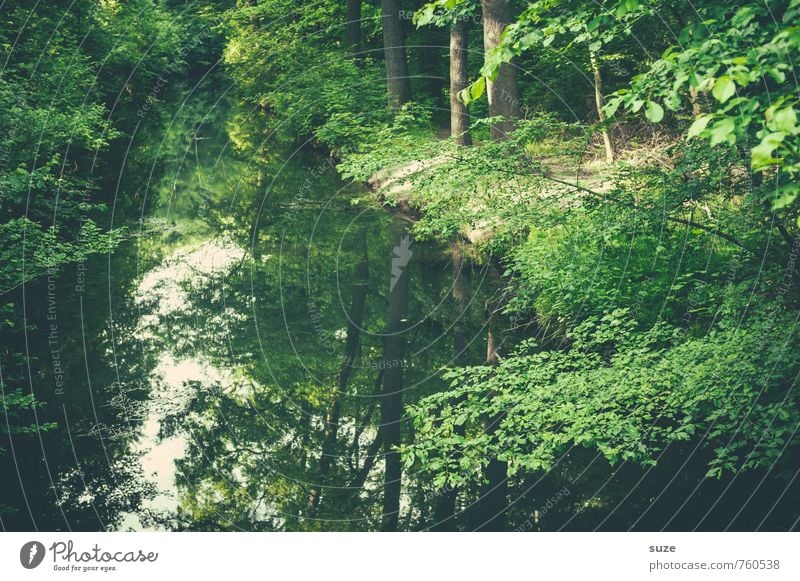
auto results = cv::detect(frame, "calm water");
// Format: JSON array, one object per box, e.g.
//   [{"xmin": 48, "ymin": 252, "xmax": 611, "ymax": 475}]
[{"xmin": 1, "ymin": 89, "xmax": 495, "ymax": 531}]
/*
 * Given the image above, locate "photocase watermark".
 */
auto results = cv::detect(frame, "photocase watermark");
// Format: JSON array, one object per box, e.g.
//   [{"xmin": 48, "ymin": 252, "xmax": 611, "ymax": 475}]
[
  {"xmin": 677, "ymin": 232, "xmax": 800, "ymax": 342},
  {"xmin": 20, "ymin": 541, "xmax": 46, "ymax": 569},
  {"xmin": 308, "ymin": 301, "xmax": 337, "ymax": 355},
  {"xmin": 514, "ymin": 486, "xmax": 571, "ymax": 531},
  {"xmin": 390, "ymin": 234, "xmax": 413, "ymax": 293},
  {"xmin": 630, "ymin": 275, "xmax": 654, "ymax": 320},
  {"xmin": 46, "ymin": 269, "xmax": 65, "ymax": 397},
  {"xmin": 750, "ymin": 234, "xmax": 800, "ymax": 347},
  {"xmin": 294, "ymin": 156, "xmax": 337, "ymax": 203},
  {"xmin": 494, "ymin": 86, "xmax": 537, "ymax": 119},
  {"xmin": 17, "ymin": 540, "xmax": 159, "ymax": 573},
  {"xmin": 398, "ymin": 11, "xmax": 482, "ymax": 24},
  {"xmin": 74, "ymin": 198, "xmax": 92, "ymax": 295},
  {"xmin": 342, "ymin": 355, "xmax": 408, "ymax": 370}
]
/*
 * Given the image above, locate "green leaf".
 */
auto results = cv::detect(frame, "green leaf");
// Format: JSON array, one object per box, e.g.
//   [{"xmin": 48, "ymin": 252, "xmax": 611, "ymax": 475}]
[
  {"xmin": 731, "ymin": 6, "xmax": 755, "ymax": 27},
  {"xmin": 615, "ymin": 0, "xmax": 640, "ymax": 19},
  {"xmin": 470, "ymin": 76, "xmax": 486, "ymax": 101},
  {"xmin": 644, "ymin": 100, "xmax": 664, "ymax": 122},
  {"xmin": 687, "ymin": 114, "xmax": 712, "ymax": 139},
  {"xmin": 461, "ymin": 76, "xmax": 486, "ymax": 105},
  {"xmin": 587, "ymin": 16, "xmax": 602, "ymax": 33},
  {"xmin": 712, "ymin": 76, "xmax": 736, "ymax": 103},
  {"xmin": 709, "ymin": 117, "xmax": 737, "ymax": 146},
  {"xmin": 413, "ymin": 5, "xmax": 435, "ymax": 27},
  {"xmin": 604, "ymin": 96, "xmax": 622, "ymax": 118},
  {"xmin": 770, "ymin": 184, "xmax": 799, "ymax": 210},
  {"xmin": 751, "ymin": 131, "xmax": 785, "ymax": 170},
  {"xmin": 773, "ymin": 107, "xmax": 798, "ymax": 134}
]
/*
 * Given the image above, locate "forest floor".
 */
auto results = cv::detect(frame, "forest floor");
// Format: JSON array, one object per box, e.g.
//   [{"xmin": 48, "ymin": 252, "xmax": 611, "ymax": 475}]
[{"xmin": 363, "ymin": 129, "xmax": 640, "ymax": 243}]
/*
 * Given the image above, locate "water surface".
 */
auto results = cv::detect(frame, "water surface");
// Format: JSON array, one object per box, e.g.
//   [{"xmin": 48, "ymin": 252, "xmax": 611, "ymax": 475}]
[{"xmin": 1, "ymin": 89, "xmax": 493, "ymax": 531}]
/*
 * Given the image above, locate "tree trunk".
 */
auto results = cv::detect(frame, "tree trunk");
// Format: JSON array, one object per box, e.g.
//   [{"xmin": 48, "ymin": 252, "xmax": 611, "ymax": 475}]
[
  {"xmin": 482, "ymin": 0, "xmax": 520, "ymax": 140},
  {"xmin": 307, "ymin": 233, "xmax": 369, "ymax": 514},
  {"xmin": 451, "ymin": 242, "xmax": 468, "ymax": 364},
  {"xmin": 347, "ymin": 0, "xmax": 362, "ymax": 55},
  {"xmin": 431, "ymin": 241, "xmax": 468, "ymax": 530},
  {"xmin": 590, "ymin": 50, "xmax": 614, "ymax": 163},
  {"xmin": 450, "ymin": 20, "xmax": 472, "ymax": 145},
  {"xmin": 381, "ymin": 0, "xmax": 412, "ymax": 110},
  {"xmin": 689, "ymin": 85, "xmax": 702, "ymax": 117},
  {"xmin": 478, "ymin": 323, "xmax": 508, "ymax": 531},
  {"xmin": 380, "ymin": 221, "xmax": 411, "ymax": 531}
]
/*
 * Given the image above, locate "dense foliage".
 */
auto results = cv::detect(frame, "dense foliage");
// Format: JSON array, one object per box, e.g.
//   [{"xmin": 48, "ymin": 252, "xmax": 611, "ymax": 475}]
[
  {"xmin": 2, "ymin": 0, "xmax": 798, "ymax": 531},
  {"xmin": 0, "ymin": 0, "xmax": 209, "ymax": 524}
]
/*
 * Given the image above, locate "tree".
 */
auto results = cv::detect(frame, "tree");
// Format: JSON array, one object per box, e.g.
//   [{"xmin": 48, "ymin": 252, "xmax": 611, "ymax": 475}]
[
  {"xmin": 481, "ymin": 0, "xmax": 520, "ymax": 139},
  {"xmin": 380, "ymin": 222, "xmax": 412, "ymax": 530},
  {"xmin": 475, "ymin": 287, "xmax": 508, "ymax": 530},
  {"xmin": 480, "ymin": 0, "xmax": 623, "ymax": 157},
  {"xmin": 431, "ymin": 241, "xmax": 469, "ymax": 529},
  {"xmin": 450, "ymin": 20, "xmax": 473, "ymax": 145},
  {"xmin": 414, "ymin": 1, "xmax": 476, "ymax": 144},
  {"xmin": 590, "ymin": 49, "xmax": 614, "ymax": 162},
  {"xmin": 347, "ymin": 0, "xmax": 362, "ymax": 54},
  {"xmin": 381, "ymin": 0, "xmax": 413, "ymax": 109},
  {"xmin": 307, "ymin": 233, "xmax": 369, "ymax": 514}
]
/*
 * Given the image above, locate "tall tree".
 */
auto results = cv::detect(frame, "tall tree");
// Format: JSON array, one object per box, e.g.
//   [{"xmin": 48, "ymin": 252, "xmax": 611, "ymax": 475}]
[
  {"xmin": 381, "ymin": 0, "xmax": 413, "ymax": 109},
  {"xmin": 380, "ymin": 221, "xmax": 412, "ymax": 531},
  {"xmin": 589, "ymin": 50, "xmax": 614, "ymax": 163},
  {"xmin": 481, "ymin": 0, "xmax": 520, "ymax": 139},
  {"xmin": 450, "ymin": 19, "xmax": 472, "ymax": 145},
  {"xmin": 413, "ymin": 1, "xmax": 476, "ymax": 143},
  {"xmin": 347, "ymin": 0, "xmax": 362, "ymax": 55},
  {"xmin": 431, "ymin": 240, "xmax": 469, "ymax": 530},
  {"xmin": 307, "ymin": 234, "xmax": 369, "ymax": 514},
  {"xmin": 476, "ymin": 306, "xmax": 508, "ymax": 531}
]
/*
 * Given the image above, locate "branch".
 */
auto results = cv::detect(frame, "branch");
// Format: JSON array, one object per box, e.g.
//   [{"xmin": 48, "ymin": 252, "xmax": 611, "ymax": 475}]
[
  {"xmin": 776, "ymin": 221, "xmax": 796, "ymax": 248},
  {"xmin": 667, "ymin": 217, "xmax": 752, "ymax": 253},
  {"xmin": 347, "ymin": 429, "xmax": 383, "ymax": 491}
]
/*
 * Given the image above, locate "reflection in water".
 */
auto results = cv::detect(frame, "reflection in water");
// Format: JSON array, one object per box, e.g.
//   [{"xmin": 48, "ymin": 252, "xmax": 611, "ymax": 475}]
[
  {"xmin": 135, "ymin": 237, "xmax": 246, "ymax": 323},
  {"xmin": 2, "ymin": 90, "xmax": 494, "ymax": 532},
  {"xmin": 121, "ymin": 237, "xmax": 247, "ymax": 529}
]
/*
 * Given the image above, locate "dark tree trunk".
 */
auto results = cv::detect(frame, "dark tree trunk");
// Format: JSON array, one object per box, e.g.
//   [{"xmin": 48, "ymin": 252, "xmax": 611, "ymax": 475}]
[
  {"xmin": 478, "ymin": 323, "xmax": 508, "ymax": 531},
  {"xmin": 380, "ymin": 221, "xmax": 411, "ymax": 531},
  {"xmin": 481, "ymin": 0, "xmax": 520, "ymax": 139},
  {"xmin": 348, "ymin": 428, "xmax": 383, "ymax": 491},
  {"xmin": 381, "ymin": 0, "xmax": 412, "ymax": 110},
  {"xmin": 431, "ymin": 241, "xmax": 468, "ymax": 530},
  {"xmin": 307, "ymin": 234, "xmax": 369, "ymax": 514},
  {"xmin": 450, "ymin": 20, "xmax": 472, "ymax": 145},
  {"xmin": 451, "ymin": 242, "xmax": 468, "ymax": 364},
  {"xmin": 418, "ymin": 29, "xmax": 448, "ymax": 102},
  {"xmin": 347, "ymin": 0, "xmax": 362, "ymax": 55}
]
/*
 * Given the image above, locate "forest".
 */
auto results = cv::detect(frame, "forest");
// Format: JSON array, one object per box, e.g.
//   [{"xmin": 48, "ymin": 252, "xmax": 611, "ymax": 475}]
[{"xmin": 1, "ymin": 0, "xmax": 799, "ymax": 532}]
